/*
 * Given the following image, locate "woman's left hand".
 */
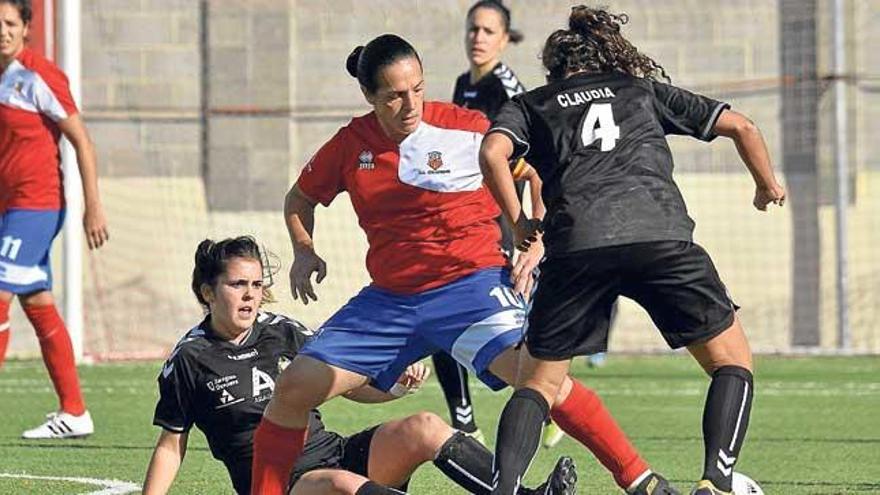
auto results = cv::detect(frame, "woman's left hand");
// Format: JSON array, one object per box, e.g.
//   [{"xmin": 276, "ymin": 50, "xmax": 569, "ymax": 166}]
[
  {"xmin": 511, "ymin": 236, "xmax": 544, "ymax": 302},
  {"xmin": 83, "ymin": 203, "xmax": 110, "ymax": 250},
  {"xmin": 395, "ymin": 361, "xmax": 432, "ymax": 393}
]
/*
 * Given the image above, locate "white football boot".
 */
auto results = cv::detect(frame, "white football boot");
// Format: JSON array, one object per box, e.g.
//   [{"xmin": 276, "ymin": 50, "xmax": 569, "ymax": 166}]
[{"xmin": 22, "ymin": 410, "xmax": 94, "ymax": 439}]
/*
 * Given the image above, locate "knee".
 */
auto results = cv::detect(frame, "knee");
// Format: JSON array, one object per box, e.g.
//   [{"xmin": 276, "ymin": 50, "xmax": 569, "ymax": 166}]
[
  {"xmin": 399, "ymin": 412, "xmax": 452, "ymax": 459},
  {"xmin": 293, "ymin": 471, "xmax": 356, "ymax": 495},
  {"xmin": 552, "ymin": 375, "xmax": 575, "ymax": 407},
  {"xmin": 19, "ymin": 291, "xmax": 53, "ymax": 307},
  {"xmin": 273, "ymin": 368, "xmax": 321, "ymax": 413}
]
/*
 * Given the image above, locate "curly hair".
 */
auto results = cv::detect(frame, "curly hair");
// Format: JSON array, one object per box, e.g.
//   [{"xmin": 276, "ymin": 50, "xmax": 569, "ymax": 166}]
[{"xmin": 542, "ymin": 5, "xmax": 669, "ymax": 83}]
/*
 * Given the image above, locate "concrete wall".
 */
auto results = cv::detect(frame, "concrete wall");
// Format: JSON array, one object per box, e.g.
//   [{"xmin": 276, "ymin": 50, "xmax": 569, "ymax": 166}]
[{"xmin": 6, "ymin": 0, "xmax": 879, "ymax": 359}]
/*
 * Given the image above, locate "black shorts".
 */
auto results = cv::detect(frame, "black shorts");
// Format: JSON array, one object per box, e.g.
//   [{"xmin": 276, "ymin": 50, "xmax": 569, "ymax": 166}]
[
  {"xmin": 526, "ymin": 241, "xmax": 737, "ymax": 360},
  {"xmin": 290, "ymin": 425, "xmax": 380, "ymax": 487},
  {"xmin": 226, "ymin": 426, "xmax": 381, "ymax": 495}
]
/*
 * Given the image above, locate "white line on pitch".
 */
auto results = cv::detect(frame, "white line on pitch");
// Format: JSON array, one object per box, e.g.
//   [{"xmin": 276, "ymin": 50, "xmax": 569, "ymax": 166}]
[{"xmin": 0, "ymin": 472, "xmax": 139, "ymax": 495}]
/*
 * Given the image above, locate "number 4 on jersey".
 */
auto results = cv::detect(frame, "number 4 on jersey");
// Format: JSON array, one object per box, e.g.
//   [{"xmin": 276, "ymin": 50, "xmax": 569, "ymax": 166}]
[{"xmin": 580, "ymin": 103, "xmax": 620, "ymax": 151}]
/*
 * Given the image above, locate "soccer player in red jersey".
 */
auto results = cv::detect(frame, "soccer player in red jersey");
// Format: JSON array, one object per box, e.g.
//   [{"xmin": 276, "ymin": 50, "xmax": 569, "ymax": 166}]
[
  {"xmin": 0, "ymin": 0, "xmax": 108, "ymax": 438},
  {"xmin": 251, "ymin": 34, "xmax": 671, "ymax": 495},
  {"xmin": 480, "ymin": 6, "xmax": 785, "ymax": 495}
]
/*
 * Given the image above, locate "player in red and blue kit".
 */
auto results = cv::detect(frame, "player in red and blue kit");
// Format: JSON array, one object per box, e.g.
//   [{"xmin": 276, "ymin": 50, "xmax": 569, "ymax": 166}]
[
  {"xmin": 0, "ymin": 0, "xmax": 108, "ymax": 438},
  {"xmin": 251, "ymin": 34, "xmax": 672, "ymax": 495}
]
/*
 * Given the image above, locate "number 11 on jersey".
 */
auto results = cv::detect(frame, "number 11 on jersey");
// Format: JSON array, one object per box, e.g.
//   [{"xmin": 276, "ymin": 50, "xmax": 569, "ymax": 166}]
[{"xmin": 580, "ymin": 103, "xmax": 620, "ymax": 151}]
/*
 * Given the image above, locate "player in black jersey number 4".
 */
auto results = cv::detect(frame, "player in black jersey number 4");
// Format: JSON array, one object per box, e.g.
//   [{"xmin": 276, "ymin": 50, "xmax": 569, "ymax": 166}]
[
  {"xmin": 480, "ymin": 6, "xmax": 785, "ymax": 495},
  {"xmin": 142, "ymin": 236, "xmax": 577, "ymax": 495}
]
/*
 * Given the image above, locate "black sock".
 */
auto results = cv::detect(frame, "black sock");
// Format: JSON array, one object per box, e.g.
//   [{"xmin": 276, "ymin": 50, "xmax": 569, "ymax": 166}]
[
  {"xmin": 702, "ymin": 365, "xmax": 754, "ymax": 492},
  {"xmin": 432, "ymin": 353, "xmax": 478, "ymax": 432},
  {"xmin": 492, "ymin": 388, "xmax": 549, "ymax": 495},
  {"xmin": 434, "ymin": 431, "xmax": 494, "ymax": 494},
  {"xmin": 355, "ymin": 480, "xmax": 406, "ymax": 495}
]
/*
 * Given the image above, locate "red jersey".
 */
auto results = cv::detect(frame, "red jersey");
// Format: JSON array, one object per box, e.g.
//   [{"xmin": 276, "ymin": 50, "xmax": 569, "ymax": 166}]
[
  {"xmin": 0, "ymin": 48, "xmax": 77, "ymax": 212},
  {"xmin": 297, "ymin": 101, "xmax": 506, "ymax": 294}
]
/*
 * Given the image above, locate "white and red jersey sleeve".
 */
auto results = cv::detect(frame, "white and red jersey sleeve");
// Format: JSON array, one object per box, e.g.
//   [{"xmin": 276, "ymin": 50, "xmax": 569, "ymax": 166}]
[
  {"xmin": 296, "ymin": 129, "xmax": 350, "ymax": 207},
  {"xmin": 0, "ymin": 48, "xmax": 78, "ymax": 212},
  {"xmin": 29, "ymin": 53, "xmax": 78, "ymax": 121}
]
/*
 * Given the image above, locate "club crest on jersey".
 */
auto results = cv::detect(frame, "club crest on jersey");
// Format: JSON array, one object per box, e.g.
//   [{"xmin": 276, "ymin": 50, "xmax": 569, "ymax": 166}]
[
  {"xmin": 427, "ymin": 151, "xmax": 444, "ymax": 171},
  {"xmin": 358, "ymin": 150, "xmax": 375, "ymax": 170}
]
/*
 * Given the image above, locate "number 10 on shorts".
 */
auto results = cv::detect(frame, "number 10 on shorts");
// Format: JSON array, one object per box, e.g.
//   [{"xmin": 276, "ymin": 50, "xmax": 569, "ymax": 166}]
[{"xmin": 490, "ymin": 286, "xmax": 524, "ymax": 309}]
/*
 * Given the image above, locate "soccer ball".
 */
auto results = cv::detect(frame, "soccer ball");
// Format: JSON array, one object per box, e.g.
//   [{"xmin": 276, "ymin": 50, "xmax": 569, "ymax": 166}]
[{"xmin": 731, "ymin": 472, "xmax": 763, "ymax": 495}]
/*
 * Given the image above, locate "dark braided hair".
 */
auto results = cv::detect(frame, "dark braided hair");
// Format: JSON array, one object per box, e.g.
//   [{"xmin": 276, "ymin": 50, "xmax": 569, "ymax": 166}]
[{"xmin": 542, "ymin": 5, "xmax": 669, "ymax": 83}]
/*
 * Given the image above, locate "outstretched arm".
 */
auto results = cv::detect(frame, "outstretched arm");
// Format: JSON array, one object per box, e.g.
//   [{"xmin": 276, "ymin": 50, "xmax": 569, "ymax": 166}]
[
  {"xmin": 143, "ymin": 430, "xmax": 189, "ymax": 495},
  {"xmin": 284, "ymin": 185, "xmax": 328, "ymax": 305},
  {"xmin": 344, "ymin": 362, "xmax": 431, "ymax": 403},
  {"xmin": 713, "ymin": 110, "xmax": 786, "ymax": 211}
]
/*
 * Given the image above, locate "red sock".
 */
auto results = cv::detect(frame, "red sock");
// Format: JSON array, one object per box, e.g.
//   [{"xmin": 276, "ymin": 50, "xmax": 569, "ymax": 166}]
[
  {"xmin": 251, "ymin": 418, "xmax": 307, "ymax": 495},
  {"xmin": 550, "ymin": 379, "xmax": 649, "ymax": 489},
  {"xmin": 0, "ymin": 298, "xmax": 10, "ymax": 368},
  {"xmin": 23, "ymin": 304, "xmax": 86, "ymax": 415}
]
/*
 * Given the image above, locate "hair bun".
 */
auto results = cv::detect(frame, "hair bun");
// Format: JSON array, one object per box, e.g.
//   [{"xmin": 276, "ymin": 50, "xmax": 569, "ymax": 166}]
[{"xmin": 345, "ymin": 46, "xmax": 364, "ymax": 78}]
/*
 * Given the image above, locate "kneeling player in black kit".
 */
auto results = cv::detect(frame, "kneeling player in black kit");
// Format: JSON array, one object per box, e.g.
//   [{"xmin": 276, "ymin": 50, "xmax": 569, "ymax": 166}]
[
  {"xmin": 480, "ymin": 6, "xmax": 786, "ymax": 495},
  {"xmin": 142, "ymin": 236, "xmax": 577, "ymax": 495}
]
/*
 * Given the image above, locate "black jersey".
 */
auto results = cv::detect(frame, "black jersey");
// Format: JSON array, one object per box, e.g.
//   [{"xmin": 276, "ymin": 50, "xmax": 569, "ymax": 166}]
[
  {"xmin": 489, "ymin": 72, "xmax": 729, "ymax": 256},
  {"xmin": 454, "ymin": 61, "xmax": 526, "ymax": 257},
  {"xmin": 153, "ymin": 311, "xmax": 340, "ymax": 494},
  {"xmin": 453, "ymin": 61, "xmax": 525, "ymax": 120}
]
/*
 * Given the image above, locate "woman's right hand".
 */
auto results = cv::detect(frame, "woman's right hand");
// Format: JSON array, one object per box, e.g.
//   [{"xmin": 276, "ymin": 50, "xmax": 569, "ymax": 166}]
[
  {"xmin": 514, "ymin": 213, "xmax": 543, "ymax": 252},
  {"xmin": 290, "ymin": 248, "xmax": 328, "ymax": 305},
  {"xmin": 753, "ymin": 183, "xmax": 786, "ymax": 211}
]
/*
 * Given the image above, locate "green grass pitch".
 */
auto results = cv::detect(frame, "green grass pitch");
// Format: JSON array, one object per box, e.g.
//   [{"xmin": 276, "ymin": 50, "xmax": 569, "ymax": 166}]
[{"xmin": 1, "ymin": 355, "xmax": 878, "ymax": 494}]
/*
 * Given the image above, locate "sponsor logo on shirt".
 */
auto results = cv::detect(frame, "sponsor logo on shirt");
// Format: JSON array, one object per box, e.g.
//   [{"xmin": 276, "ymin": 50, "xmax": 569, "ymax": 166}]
[
  {"xmin": 226, "ymin": 349, "xmax": 258, "ymax": 361},
  {"xmin": 463, "ymin": 90, "xmax": 478, "ymax": 99},
  {"xmin": 358, "ymin": 150, "xmax": 375, "ymax": 170},
  {"xmin": 216, "ymin": 388, "xmax": 245, "ymax": 409},
  {"xmin": 206, "ymin": 374, "xmax": 239, "ymax": 391},
  {"xmin": 220, "ymin": 390, "xmax": 236, "ymax": 404}
]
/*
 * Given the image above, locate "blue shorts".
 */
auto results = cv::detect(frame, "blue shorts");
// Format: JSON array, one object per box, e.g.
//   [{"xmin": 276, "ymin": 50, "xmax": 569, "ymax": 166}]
[
  {"xmin": 300, "ymin": 267, "xmax": 526, "ymax": 392},
  {"xmin": 0, "ymin": 209, "xmax": 65, "ymax": 294}
]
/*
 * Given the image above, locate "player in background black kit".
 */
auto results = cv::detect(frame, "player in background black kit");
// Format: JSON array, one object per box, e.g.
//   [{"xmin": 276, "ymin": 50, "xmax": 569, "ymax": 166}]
[
  {"xmin": 141, "ymin": 236, "xmax": 577, "ymax": 495},
  {"xmin": 481, "ymin": 6, "xmax": 787, "ymax": 495},
  {"xmin": 436, "ymin": 0, "xmax": 565, "ymax": 448}
]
